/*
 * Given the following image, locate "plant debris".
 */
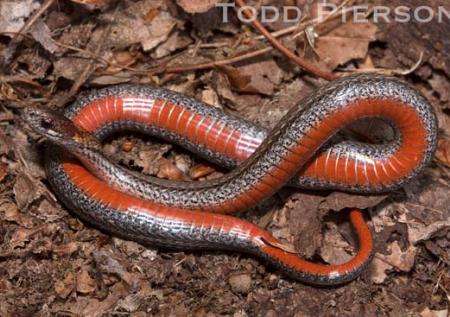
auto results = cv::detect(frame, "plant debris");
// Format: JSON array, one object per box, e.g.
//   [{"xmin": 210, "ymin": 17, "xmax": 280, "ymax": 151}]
[{"xmin": 0, "ymin": 0, "xmax": 448, "ymax": 316}]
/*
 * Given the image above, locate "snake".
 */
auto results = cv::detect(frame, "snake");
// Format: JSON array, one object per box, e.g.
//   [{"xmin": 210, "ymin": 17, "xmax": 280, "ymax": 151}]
[{"xmin": 23, "ymin": 74, "xmax": 438, "ymax": 285}]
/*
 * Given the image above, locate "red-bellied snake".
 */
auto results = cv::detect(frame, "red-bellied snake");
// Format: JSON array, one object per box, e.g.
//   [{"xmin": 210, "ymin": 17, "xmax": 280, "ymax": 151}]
[{"xmin": 24, "ymin": 74, "xmax": 438, "ymax": 285}]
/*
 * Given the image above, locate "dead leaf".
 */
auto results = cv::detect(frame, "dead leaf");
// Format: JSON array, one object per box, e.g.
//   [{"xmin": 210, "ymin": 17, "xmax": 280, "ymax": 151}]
[
  {"xmin": 369, "ymin": 241, "xmax": 417, "ymax": 284},
  {"xmin": 0, "ymin": 0, "xmax": 40, "ymax": 35},
  {"xmin": 93, "ymin": 251, "xmax": 135, "ymax": 287},
  {"xmin": 13, "ymin": 172, "xmax": 42, "ymax": 211},
  {"xmin": 89, "ymin": 74, "xmax": 133, "ymax": 86},
  {"xmin": 37, "ymin": 199, "xmax": 66, "ymax": 222},
  {"xmin": 103, "ymin": 51, "xmax": 138, "ymax": 75},
  {"xmin": 320, "ymin": 191, "xmax": 388, "ymax": 212},
  {"xmin": 10, "ymin": 226, "xmax": 39, "ymax": 248},
  {"xmin": 228, "ymin": 273, "xmax": 252, "ymax": 294},
  {"xmin": 153, "ymin": 31, "xmax": 193, "ymax": 59},
  {"xmin": 176, "ymin": 0, "xmax": 220, "ymax": 14},
  {"xmin": 283, "ymin": 192, "xmax": 325, "ymax": 258},
  {"xmin": 402, "ymin": 218, "xmax": 450, "ymax": 245},
  {"xmin": 70, "ymin": 0, "xmax": 110, "ymax": 7},
  {"xmin": 76, "ymin": 270, "xmax": 97, "ymax": 294},
  {"xmin": 173, "ymin": 154, "xmax": 192, "ymax": 174},
  {"xmin": 137, "ymin": 144, "xmax": 172, "ymax": 176},
  {"xmin": 190, "ymin": 164, "xmax": 215, "ymax": 179},
  {"xmin": 0, "ymin": 199, "xmax": 34, "ymax": 228},
  {"xmin": 52, "ymin": 282, "xmax": 127, "ymax": 317},
  {"xmin": 359, "ymin": 55, "xmax": 375, "ymax": 69},
  {"xmin": 0, "ymin": 132, "xmax": 10, "ymax": 156},
  {"xmin": 315, "ymin": 21, "xmax": 378, "ymax": 71},
  {"xmin": 52, "ymin": 242, "xmax": 79, "ymax": 257},
  {"xmin": 15, "ymin": 48, "xmax": 51, "ymax": 79},
  {"xmin": 420, "ymin": 307, "xmax": 449, "ymax": 317},
  {"xmin": 30, "ymin": 20, "xmax": 59, "ymax": 54},
  {"xmin": 377, "ymin": 241, "xmax": 417, "ymax": 272},
  {"xmin": 200, "ymin": 87, "xmax": 220, "ymax": 108},
  {"xmin": 219, "ymin": 60, "xmax": 283, "ymax": 95},
  {"xmin": 106, "ymin": 2, "xmax": 179, "ymax": 52},
  {"xmin": 320, "ymin": 223, "xmax": 354, "ymax": 265},
  {"xmin": 157, "ymin": 157, "xmax": 188, "ymax": 181},
  {"xmin": 429, "ymin": 73, "xmax": 450, "ymax": 106},
  {"xmin": 0, "ymin": 162, "xmax": 8, "ymax": 183},
  {"xmin": 436, "ymin": 136, "xmax": 450, "ymax": 168},
  {"xmin": 369, "ymin": 257, "xmax": 393, "ymax": 284},
  {"xmin": 55, "ymin": 272, "xmax": 75, "ymax": 299}
]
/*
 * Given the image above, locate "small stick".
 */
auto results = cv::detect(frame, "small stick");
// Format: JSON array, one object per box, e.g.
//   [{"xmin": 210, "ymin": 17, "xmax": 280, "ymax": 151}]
[
  {"xmin": 235, "ymin": 0, "xmax": 337, "ymax": 81},
  {"xmin": 163, "ymin": 46, "xmax": 273, "ymax": 73}
]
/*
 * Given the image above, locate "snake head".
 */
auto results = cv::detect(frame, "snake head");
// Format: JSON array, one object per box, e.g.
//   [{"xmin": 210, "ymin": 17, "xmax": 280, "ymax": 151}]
[{"xmin": 23, "ymin": 106, "xmax": 101, "ymax": 150}]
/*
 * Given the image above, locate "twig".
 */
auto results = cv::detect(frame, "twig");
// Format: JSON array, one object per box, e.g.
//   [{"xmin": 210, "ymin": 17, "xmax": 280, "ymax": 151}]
[
  {"xmin": 398, "ymin": 52, "xmax": 424, "ymax": 75},
  {"xmin": 337, "ymin": 52, "xmax": 425, "ymax": 76},
  {"xmin": 292, "ymin": 0, "xmax": 355, "ymax": 39},
  {"xmin": 162, "ymin": 1, "xmax": 353, "ymax": 77},
  {"xmin": 235, "ymin": 0, "xmax": 337, "ymax": 81},
  {"xmin": 12, "ymin": 0, "xmax": 56, "ymax": 42},
  {"xmin": 163, "ymin": 46, "xmax": 273, "ymax": 73},
  {"xmin": 0, "ymin": 75, "xmax": 41, "ymax": 88}
]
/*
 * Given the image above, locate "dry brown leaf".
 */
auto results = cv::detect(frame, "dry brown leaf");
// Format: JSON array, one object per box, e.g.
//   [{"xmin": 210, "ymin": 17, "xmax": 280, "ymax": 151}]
[
  {"xmin": 320, "ymin": 223, "xmax": 354, "ymax": 265},
  {"xmin": 136, "ymin": 144, "xmax": 172, "ymax": 176},
  {"xmin": 76, "ymin": 270, "xmax": 97, "ymax": 294},
  {"xmin": 93, "ymin": 251, "xmax": 135, "ymax": 286},
  {"xmin": 402, "ymin": 217, "xmax": 450, "ymax": 245},
  {"xmin": 107, "ymin": 3, "xmax": 178, "ymax": 52},
  {"xmin": 37, "ymin": 199, "xmax": 66, "ymax": 222},
  {"xmin": 176, "ymin": 0, "xmax": 220, "ymax": 14},
  {"xmin": 369, "ymin": 257, "xmax": 393, "ymax": 284},
  {"xmin": 228, "ymin": 273, "xmax": 252, "ymax": 294},
  {"xmin": 320, "ymin": 191, "xmax": 388, "ymax": 212},
  {"xmin": 30, "ymin": 20, "xmax": 59, "ymax": 54},
  {"xmin": 429, "ymin": 73, "xmax": 450, "ymax": 107},
  {"xmin": 369, "ymin": 241, "xmax": 417, "ymax": 284},
  {"xmin": 9, "ymin": 226, "xmax": 42, "ymax": 248},
  {"xmin": 190, "ymin": 164, "xmax": 216, "ymax": 179},
  {"xmin": 52, "ymin": 282, "xmax": 127, "ymax": 317},
  {"xmin": 153, "ymin": 31, "xmax": 193, "ymax": 59},
  {"xmin": 200, "ymin": 87, "xmax": 220, "ymax": 108},
  {"xmin": 157, "ymin": 157, "xmax": 188, "ymax": 181},
  {"xmin": 282, "ymin": 192, "xmax": 325, "ymax": 258},
  {"xmin": 1, "ymin": 199, "xmax": 34, "ymax": 228},
  {"xmin": 219, "ymin": 60, "xmax": 283, "ymax": 95},
  {"xmin": 55, "ymin": 272, "xmax": 75, "ymax": 299},
  {"xmin": 377, "ymin": 241, "xmax": 417, "ymax": 272},
  {"xmin": 13, "ymin": 172, "xmax": 43, "ymax": 211},
  {"xmin": 218, "ymin": 65, "xmax": 252, "ymax": 93},
  {"xmin": 52, "ymin": 242, "xmax": 79, "ymax": 257},
  {"xmin": 0, "ymin": 162, "xmax": 8, "ymax": 183},
  {"xmin": 315, "ymin": 21, "xmax": 378, "ymax": 71},
  {"xmin": 436, "ymin": 136, "xmax": 450, "ymax": 167},
  {"xmin": 103, "ymin": 51, "xmax": 138, "ymax": 75},
  {"xmin": 70, "ymin": 0, "xmax": 109, "ymax": 6},
  {"xmin": 15, "ymin": 48, "xmax": 51, "ymax": 79},
  {"xmin": 0, "ymin": 0, "xmax": 40, "ymax": 35},
  {"xmin": 420, "ymin": 308, "xmax": 449, "ymax": 317}
]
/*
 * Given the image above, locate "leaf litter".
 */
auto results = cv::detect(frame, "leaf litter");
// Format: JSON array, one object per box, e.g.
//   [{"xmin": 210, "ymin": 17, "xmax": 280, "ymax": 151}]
[{"xmin": 0, "ymin": 0, "xmax": 448, "ymax": 316}]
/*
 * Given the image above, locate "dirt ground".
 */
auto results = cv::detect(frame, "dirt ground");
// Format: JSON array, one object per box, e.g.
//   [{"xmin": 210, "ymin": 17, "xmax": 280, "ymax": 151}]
[{"xmin": 0, "ymin": 0, "xmax": 449, "ymax": 316}]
